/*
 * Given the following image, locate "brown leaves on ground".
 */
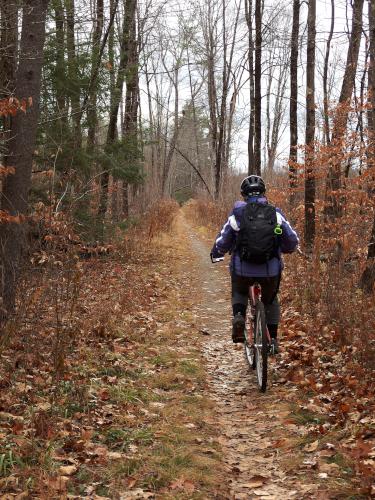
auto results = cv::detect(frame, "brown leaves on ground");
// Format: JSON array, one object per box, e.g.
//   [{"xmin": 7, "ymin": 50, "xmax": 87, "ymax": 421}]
[{"xmin": 0, "ymin": 210, "xmax": 225, "ymax": 498}]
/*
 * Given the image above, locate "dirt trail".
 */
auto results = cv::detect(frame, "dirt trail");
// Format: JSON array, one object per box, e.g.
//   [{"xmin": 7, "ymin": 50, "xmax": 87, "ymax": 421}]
[{"xmin": 180, "ymin": 216, "xmax": 322, "ymax": 500}]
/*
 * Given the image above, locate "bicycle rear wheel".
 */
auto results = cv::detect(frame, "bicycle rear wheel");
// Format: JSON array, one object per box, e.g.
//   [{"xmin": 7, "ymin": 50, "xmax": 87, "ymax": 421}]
[{"xmin": 254, "ymin": 302, "xmax": 268, "ymax": 392}]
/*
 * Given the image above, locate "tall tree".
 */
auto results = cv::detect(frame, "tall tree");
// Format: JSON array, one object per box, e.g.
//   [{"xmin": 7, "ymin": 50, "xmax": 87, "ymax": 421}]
[
  {"xmin": 0, "ymin": 0, "xmax": 50, "ymax": 320},
  {"xmin": 99, "ymin": 0, "xmax": 138, "ymax": 215},
  {"xmin": 323, "ymin": 0, "xmax": 334, "ymax": 145},
  {"xmin": 122, "ymin": 0, "xmax": 139, "ymax": 216},
  {"xmin": 360, "ymin": 0, "xmax": 375, "ymax": 293},
  {"xmin": 244, "ymin": 0, "xmax": 255, "ymax": 175},
  {"xmin": 304, "ymin": 0, "xmax": 316, "ymax": 251},
  {"xmin": 87, "ymin": 0, "xmax": 104, "ymax": 150},
  {"xmin": 254, "ymin": 0, "xmax": 262, "ymax": 174},
  {"xmin": 65, "ymin": 0, "xmax": 82, "ymax": 147},
  {"xmin": 288, "ymin": 0, "xmax": 300, "ymax": 204},
  {"xmin": 53, "ymin": 0, "xmax": 67, "ymax": 120}
]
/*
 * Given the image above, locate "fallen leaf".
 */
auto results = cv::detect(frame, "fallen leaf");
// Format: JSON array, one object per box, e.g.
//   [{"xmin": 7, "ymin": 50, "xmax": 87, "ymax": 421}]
[
  {"xmin": 59, "ymin": 465, "xmax": 77, "ymax": 476},
  {"xmin": 304, "ymin": 440, "xmax": 319, "ymax": 453}
]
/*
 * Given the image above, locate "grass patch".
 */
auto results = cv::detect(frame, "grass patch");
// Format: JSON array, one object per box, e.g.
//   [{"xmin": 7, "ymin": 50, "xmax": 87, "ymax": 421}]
[
  {"xmin": 289, "ymin": 406, "xmax": 328, "ymax": 426},
  {"xmin": 150, "ymin": 351, "xmax": 177, "ymax": 368},
  {"xmin": 109, "ymin": 385, "xmax": 151, "ymax": 404},
  {"xmin": 104, "ymin": 427, "xmax": 154, "ymax": 451},
  {"xmin": 326, "ymin": 453, "xmax": 354, "ymax": 475}
]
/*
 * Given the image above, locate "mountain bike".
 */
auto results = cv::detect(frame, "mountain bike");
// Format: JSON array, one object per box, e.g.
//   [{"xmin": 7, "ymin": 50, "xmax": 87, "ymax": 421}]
[
  {"xmin": 211, "ymin": 256, "xmax": 274, "ymax": 393},
  {"xmin": 244, "ymin": 282, "xmax": 275, "ymax": 393}
]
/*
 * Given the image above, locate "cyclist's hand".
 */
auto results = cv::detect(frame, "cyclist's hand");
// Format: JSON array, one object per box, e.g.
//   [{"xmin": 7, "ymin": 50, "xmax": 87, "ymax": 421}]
[{"xmin": 210, "ymin": 246, "xmax": 224, "ymax": 263}]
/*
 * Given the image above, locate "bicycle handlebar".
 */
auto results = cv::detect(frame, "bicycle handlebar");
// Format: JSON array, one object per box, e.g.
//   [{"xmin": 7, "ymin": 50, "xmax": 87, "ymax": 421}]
[{"xmin": 211, "ymin": 255, "xmax": 224, "ymax": 263}]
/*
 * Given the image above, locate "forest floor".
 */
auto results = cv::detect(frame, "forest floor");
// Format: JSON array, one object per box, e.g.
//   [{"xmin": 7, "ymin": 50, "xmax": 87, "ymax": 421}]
[{"xmin": 0, "ymin": 207, "xmax": 373, "ymax": 499}]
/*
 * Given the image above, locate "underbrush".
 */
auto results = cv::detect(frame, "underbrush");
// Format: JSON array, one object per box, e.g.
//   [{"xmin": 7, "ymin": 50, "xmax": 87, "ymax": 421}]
[{"xmin": 0, "ymin": 198, "xmax": 224, "ymax": 498}]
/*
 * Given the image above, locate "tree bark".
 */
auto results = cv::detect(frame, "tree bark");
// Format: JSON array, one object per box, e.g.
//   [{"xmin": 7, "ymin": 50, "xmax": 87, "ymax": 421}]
[
  {"xmin": 87, "ymin": 0, "xmax": 104, "ymax": 150},
  {"xmin": 99, "ymin": 0, "xmax": 133, "ymax": 216},
  {"xmin": 54, "ymin": 0, "xmax": 66, "ymax": 119},
  {"xmin": 122, "ymin": 0, "xmax": 138, "ymax": 216},
  {"xmin": 359, "ymin": 0, "xmax": 375, "ymax": 293},
  {"xmin": 304, "ymin": 0, "xmax": 316, "ymax": 251},
  {"xmin": 289, "ymin": 0, "xmax": 300, "ymax": 204},
  {"xmin": 323, "ymin": 0, "xmax": 334, "ymax": 145},
  {"xmin": 0, "ymin": 0, "xmax": 49, "ymax": 320},
  {"xmin": 65, "ymin": 0, "xmax": 82, "ymax": 147},
  {"xmin": 245, "ymin": 0, "xmax": 255, "ymax": 175},
  {"xmin": 254, "ymin": 0, "xmax": 262, "ymax": 175}
]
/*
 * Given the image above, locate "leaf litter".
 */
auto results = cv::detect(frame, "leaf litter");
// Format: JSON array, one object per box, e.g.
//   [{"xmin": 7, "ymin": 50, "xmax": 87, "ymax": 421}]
[{"xmin": 0, "ymin": 205, "xmax": 373, "ymax": 498}]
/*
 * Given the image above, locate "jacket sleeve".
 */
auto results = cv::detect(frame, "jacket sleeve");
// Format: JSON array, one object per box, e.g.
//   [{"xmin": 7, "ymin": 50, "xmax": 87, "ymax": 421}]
[
  {"xmin": 212, "ymin": 211, "xmax": 239, "ymax": 255},
  {"xmin": 276, "ymin": 209, "xmax": 299, "ymax": 253}
]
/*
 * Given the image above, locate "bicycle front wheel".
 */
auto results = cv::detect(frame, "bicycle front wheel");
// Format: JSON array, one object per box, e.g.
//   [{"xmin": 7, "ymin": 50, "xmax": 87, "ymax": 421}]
[{"xmin": 254, "ymin": 302, "xmax": 268, "ymax": 392}]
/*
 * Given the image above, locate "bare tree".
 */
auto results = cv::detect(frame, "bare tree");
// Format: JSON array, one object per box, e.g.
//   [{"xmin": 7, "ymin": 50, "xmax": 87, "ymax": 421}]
[
  {"xmin": 360, "ymin": 0, "xmax": 375, "ymax": 293},
  {"xmin": 254, "ymin": 0, "xmax": 262, "ymax": 174},
  {"xmin": 289, "ymin": 0, "xmax": 300, "ymax": 204},
  {"xmin": 323, "ymin": 0, "xmax": 334, "ymax": 145},
  {"xmin": 305, "ymin": 0, "xmax": 316, "ymax": 251},
  {"xmin": 245, "ymin": 0, "xmax": 255, "ymax": 174}
]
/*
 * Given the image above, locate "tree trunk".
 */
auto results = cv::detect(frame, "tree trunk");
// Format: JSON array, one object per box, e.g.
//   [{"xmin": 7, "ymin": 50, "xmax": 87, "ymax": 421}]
[
  {"xmin": 122, "ymin": 0, "xmax": 138, "ymax": 216},
  {"xmin": 245, "ymin": 0, "xmax": 255, "ymax": 175},
  {"xmin": 162, "ymin": 66, "xmax": 179, "ymax": 197},
  {"xmin": 0, "ymin": 0, "xmax": 49, "ymax": 320},
  {"xmin": 304, "ymin": 0, "xmax": 316, "ymax": 251},
  {"xmin": 65, "ymin": 0, "xmax": 82, "ymax": 147},
  {"xmin": 289, "ymin": 0, "xmax": 300, "ymax": 203},
  {"xmin": 325, "ymin": 0, "xmax": 364, "ymax": 218},
  {"xmin": 323, "ymin": 0, "xmax": 334, "ymax": 145},
  {"xmin": 99, "ymin": 0, "xmax": 132, "ymax": 216},
  {"xmin": 254, "ymin": 0, "xmax": 262, "ymax": 175},
  {"xmin": 54, "ymin": 0, "xmax": 66, "ymax": 118},
  {"xmin": 359, "ymin": 0, "xmax": 375, "ymax": 293},
  {"xmin": 87, "ymin": 0, "xmax": 104, "ymax": 150}
]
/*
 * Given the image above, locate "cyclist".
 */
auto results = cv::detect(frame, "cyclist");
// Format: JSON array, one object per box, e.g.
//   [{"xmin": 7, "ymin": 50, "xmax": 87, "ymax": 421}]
[{"xmin": 210, "ymin": 175, "xmax": 299, "ymax": 352}]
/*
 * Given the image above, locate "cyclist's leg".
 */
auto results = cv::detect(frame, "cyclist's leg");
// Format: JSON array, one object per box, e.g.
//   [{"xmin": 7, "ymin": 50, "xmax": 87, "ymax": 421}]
[
  {"xmin": 231, "ymin": 272, "xmax": 253, "ymax": 316},
  {"xmin": 257, "ymin": 276, "xmax": 281, "ymax": 339},
  {"xmin": 231, "ymin": 272, "xmax": 253, "ymax": 342}
]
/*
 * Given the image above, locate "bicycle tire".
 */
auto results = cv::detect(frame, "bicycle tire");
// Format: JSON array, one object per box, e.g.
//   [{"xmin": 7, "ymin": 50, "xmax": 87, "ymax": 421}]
[
  {"xmin": 254, "ymin": 302, "xmax": 268, "ymax": 392},
  {"xmin": 244, "ymin": 327, "xmax": 256, "ymax": 370}
]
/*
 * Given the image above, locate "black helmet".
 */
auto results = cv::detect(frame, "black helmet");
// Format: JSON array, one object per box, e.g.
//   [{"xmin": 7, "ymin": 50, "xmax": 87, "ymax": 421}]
[{"xmin": 240, "ymin": 175, "xmax": 266, "ymax": 196}]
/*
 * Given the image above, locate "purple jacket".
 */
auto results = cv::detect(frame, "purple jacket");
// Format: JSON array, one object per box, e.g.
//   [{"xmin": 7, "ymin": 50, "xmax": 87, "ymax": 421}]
[{"xmin": 212, "ymin": 196, "xmax": 299, "ymax": 277}]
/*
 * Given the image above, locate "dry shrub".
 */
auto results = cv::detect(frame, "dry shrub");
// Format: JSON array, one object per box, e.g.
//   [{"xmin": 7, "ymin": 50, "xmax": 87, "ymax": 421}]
[
  {"xmin": 184, "ymin": 198, "xmax": 232, "ymax": 231},
  {"xmin": 145, "ymin": 198, "xmax": 180, "ymax": 240}
]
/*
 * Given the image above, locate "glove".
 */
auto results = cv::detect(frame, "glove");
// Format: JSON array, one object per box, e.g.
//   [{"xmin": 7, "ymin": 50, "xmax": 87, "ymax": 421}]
[{"xmin": 210, "ymin": 245, "xmax": 224, "ymax": 260}]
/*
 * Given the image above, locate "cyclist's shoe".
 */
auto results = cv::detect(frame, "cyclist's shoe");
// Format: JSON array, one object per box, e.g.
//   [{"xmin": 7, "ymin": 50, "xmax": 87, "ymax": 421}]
[
  {"xmin": 271, "ymin": 338, "xmax": 279, "ymax": 355},
  {"xmin": 232, "ymin": 313, "xmax": 245, "ymax": 343}
]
